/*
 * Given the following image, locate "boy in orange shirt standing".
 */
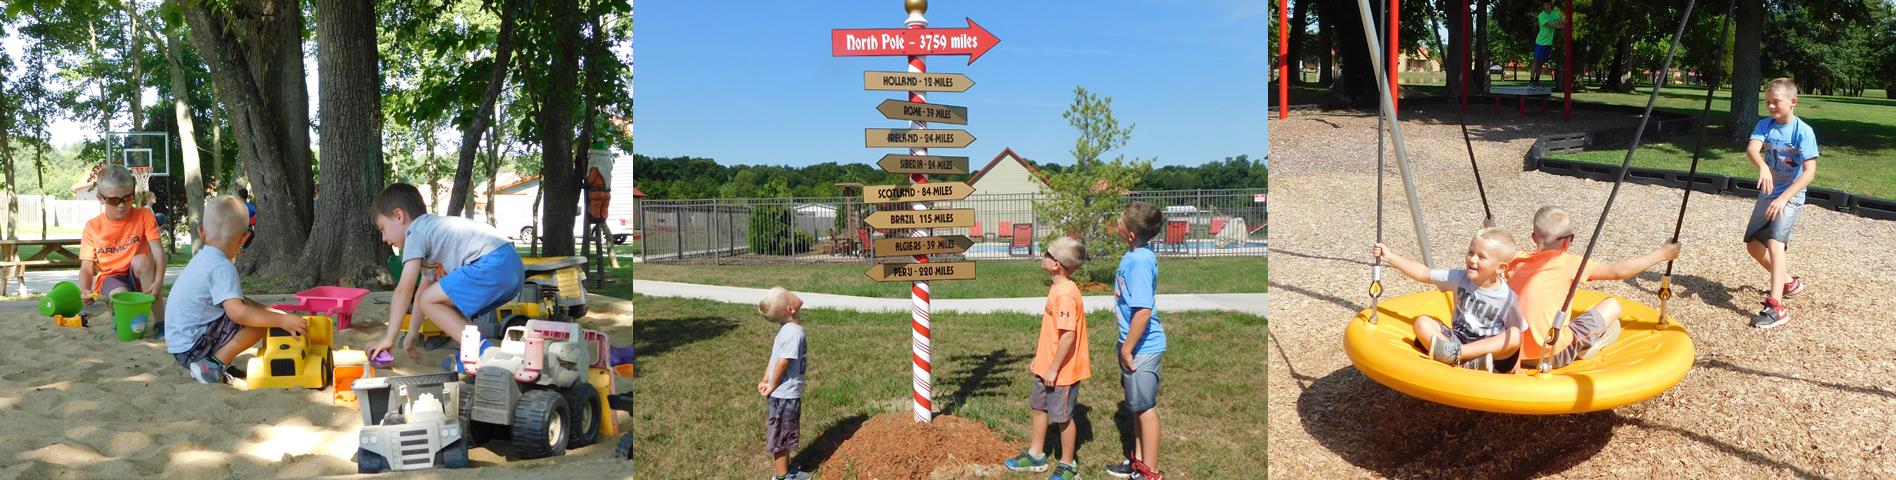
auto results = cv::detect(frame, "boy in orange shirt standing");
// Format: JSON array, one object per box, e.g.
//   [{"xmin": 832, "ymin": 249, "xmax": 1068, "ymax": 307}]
[
  {"xmin": 79, "ymin": 165, "xmax": 167, "ymax": 331},
  {"xmin": 1005, "ymin": 237, "xmax": 1090, "ymax": 480}
]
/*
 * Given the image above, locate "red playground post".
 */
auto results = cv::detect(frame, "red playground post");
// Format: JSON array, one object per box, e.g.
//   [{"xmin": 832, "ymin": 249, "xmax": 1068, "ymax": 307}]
[
  {"xmin": 1389, "ymin": 0, "xmax": 1399, "ymax": 111},
  {"xmin": 1279, "ymin": 0, "xmax": 1289, "ymax": 119}
]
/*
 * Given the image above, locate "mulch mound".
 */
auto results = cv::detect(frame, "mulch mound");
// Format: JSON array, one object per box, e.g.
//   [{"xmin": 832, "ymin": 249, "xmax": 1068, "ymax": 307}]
[{"xmin": 825, "ymin": 413, "xmax": 1014, "ymax": 479}]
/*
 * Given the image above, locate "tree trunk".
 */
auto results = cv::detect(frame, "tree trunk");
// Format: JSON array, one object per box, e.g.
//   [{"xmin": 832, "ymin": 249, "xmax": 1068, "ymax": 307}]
[
  {"xmin": 89, "ymin": 19, "xmax": 115, "ymax": 143},
  {"xmin": 485, "ymin": 110, "xmax": 501, "ymax": 226},
  {"xmin": 304, "ymin": 0, "xmax": 391, "ymax": 287},
  {"xmin": 1318, "ymin": 11, "xmax": 1334, "ymax": 84},
  {"xmin": 181, "ymin": 0, "xmax": 313, "ymax": 278},
  {"xmin": 277, "ymin": 3, "xmax": 315, "ymax": 229},
  {"xmin": 209, "ymin": 81, "xmax": 226, "ymax": 191},
  {"xmin": 1607, "ymin": 35, "xmax": 1634, "ymax": 92},
  {"xmin": 127, "ymin": 2, "xmax": 144, "ymax": 131},
  {"xmin": 155, "ymin": 16, "xmax": 206, "ymax": 254},
  {"xmin": 1315, "ymin": 0, "xmax": 1376, "ymax": 105},
  {"xmin": 2, "ymin": 91, "xmax": 16, "ymax": 242},
  {"xmin": 1289, "ymin": 0, "xmax": 1310, "ymax": 84},
  {"xmin": 537, "ymin": 0, "xmax": 585, "ymax": 257},
  {"xmin": 1475, "ymin": 0, "xmax": 1490, "ymax": 93},
  {"xmin": 35, "ymin": 141, "xmax": 47, "ymax": 240},
  {"xmin": 1728, "ymin": 0, "xmax": 1764, "ymax": 138},
  {"xmin": 447, "ymin": 0, "xmax": 519, "ymax": 218}
]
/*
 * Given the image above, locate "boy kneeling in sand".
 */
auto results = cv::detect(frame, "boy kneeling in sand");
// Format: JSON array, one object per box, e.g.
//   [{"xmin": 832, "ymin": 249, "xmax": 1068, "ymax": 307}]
[{"xmin": 164, "ymin": 196, "xmax": 308, "ymax": 384}]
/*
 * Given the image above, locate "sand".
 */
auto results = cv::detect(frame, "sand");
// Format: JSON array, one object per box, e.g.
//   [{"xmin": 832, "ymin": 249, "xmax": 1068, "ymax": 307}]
[
  {"xmin": 0, "ymin": 291, "xmax": 636, "ymax": 479},
  {"xmin": 1268, "ymin": 107, "xmax": 1896, "ymax": 478}
]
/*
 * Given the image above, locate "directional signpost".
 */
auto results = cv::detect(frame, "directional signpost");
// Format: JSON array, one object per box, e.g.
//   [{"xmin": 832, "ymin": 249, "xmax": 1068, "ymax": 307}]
[
  {"xmin": 834, "ymin": 0, "xmax": 996, "ymax": 424},
  {"xmin": 863, "ymin": 208, "xmax": 976, "ymax": 229},
  {"xmin": 864, "ymin": 181, "xmax": 975, "ymax": 203},
  {"xmin": 865, "ymin": 128, "xmax": 976, "ymax": 148},
  {"xmin": 876, "ymin": 99, "xmax": 969, "ymax": 125},
  {"xmin": 865, "ymin": 261, "xmax": 978, "ymax": 282},
  {"xmin": 876, "ymin": 154, "xmax": 969, "ymax": 175},
  {"xmin": 864, "ymin": 71, "xmax": 975, "ymax": 92},
  {"xmin": 871, "ymin": 235, "xmax": 975, "ymax": 257}
]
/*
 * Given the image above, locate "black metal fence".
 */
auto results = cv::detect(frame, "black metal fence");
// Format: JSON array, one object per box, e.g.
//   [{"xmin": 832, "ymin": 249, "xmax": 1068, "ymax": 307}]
[{"xmin": 636, "ymin": 188, "xmax": 1266, "ymax": 264}]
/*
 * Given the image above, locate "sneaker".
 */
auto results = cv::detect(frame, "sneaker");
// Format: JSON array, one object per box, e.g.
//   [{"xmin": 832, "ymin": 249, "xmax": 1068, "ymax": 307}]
[
  {"xmin": 185, "ymin": 358, "xmax": 228, "ymax": 384},
  {"xmin": 1427, "ymin": 332, "xmax": 1461, "ymax": 366},
  {"xmin": 225, "ymin": 364, "xmax": 248, "ymax": 380},
  {"xmin": 1130, "ymin": 460, "xmax": 1163, "ymax": 480},
  {"xmin": 1782, "ymin": 276, "xmax": 1805, "ymax": 298},
  {"xmin": 1105, "ymin": 460, "xmax": 1135, "ymax": 478},
  {"xmin": 1752, "ymin": 296, "xmax": 1790, "ymax": 329},
  {"xmin": 1005, "ymin": 451, "xmax": 1050, "ymax": 472},
  {"xmin": 1049, "ymin": 462, "xmax": 1079, "ymax": 480}
]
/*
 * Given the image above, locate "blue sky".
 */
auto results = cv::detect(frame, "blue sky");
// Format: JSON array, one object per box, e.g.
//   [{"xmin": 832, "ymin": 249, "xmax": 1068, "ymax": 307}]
[{"xmin": 636, "ymin": 0, "xmax": 1269, "ymax": 168}]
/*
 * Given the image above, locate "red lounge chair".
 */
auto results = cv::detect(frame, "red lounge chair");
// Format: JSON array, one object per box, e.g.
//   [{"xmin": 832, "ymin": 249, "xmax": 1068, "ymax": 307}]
[
  {"xmin": 1008, "ymin": 223, "xmax": 1034, "ymax": 256},
  {"xmin": 970, "ymin": 221, "xmax": 984, "ymax": 240},
  {"xmin": 998, "ymin": 221, "xmax": 1013, "ymax": 238},
  {"xmin": 1159, "ymin": 220, "xmax": 1189, "ymax": 253}
]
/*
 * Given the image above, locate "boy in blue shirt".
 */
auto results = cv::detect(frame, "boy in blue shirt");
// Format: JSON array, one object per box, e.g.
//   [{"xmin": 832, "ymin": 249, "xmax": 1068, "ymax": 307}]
[
  {"xmin": 165, "ymin": 195, "xmax": 308, "ymax": 384},
  {"xmin": 1106, "ymin": 202, "xmax": 1168, "ymax": 480},
  {"xmin": 1744, "ymin": 77, "xmax": 1818, "ymax": 329},
  {"xmin": 365, "ymin": 183, "xmax": 525, "ymax": 362}
]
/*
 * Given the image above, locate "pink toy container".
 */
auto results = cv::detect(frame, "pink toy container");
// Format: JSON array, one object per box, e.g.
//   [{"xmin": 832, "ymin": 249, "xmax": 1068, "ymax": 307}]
[{"xmin": 270, "ymin": 286, "xmax": 371, "ymax": 329}]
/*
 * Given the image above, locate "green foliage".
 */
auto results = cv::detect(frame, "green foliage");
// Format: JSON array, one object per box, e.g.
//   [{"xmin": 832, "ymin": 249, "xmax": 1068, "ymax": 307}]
[
  {"xmin": 1036, "ymin": 86, "xmax": 1152, "ymax": 284},
  {"xmin": 746, "ymin": 205, "xmax": 812, "ymax": 256}
]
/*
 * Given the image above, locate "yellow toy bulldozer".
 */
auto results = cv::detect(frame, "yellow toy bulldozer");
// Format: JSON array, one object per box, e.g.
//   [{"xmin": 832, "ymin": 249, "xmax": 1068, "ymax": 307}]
[
  {"xmin": 496, "ymin": 257, "xmax": 590, "ymax": 330},
  {"xmin": 245, "ymin": 315, "xmax": 335, "ymax": 390}
]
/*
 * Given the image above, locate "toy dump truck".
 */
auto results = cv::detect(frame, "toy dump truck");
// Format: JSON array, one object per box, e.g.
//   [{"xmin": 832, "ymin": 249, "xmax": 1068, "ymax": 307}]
[
  {"xmin": 244, "ymin": 314, "xmax": 334, "ymax": 390},
  {"xmin": 491, "ymin": 257, "xmax": 590, "ymax": 332},
  {"xmin": 354, "ymin": 372, "xmax": 469, "ymax": 473},
  {"xmin": 458, "ymin": 320, "xmax": 606, "ymax": 460}
]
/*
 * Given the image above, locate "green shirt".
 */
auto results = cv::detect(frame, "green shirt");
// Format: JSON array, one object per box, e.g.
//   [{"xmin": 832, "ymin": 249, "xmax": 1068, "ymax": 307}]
[{"xmin": 1536, "ymin": 10, "xmax": 1563, "ymax": 46}]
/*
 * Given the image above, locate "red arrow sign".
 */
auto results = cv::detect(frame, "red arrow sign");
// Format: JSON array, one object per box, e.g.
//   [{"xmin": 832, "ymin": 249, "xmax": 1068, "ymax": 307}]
[{"xmin": 831, "ymin": 18, "xmax": 1000, "ymax": 64}]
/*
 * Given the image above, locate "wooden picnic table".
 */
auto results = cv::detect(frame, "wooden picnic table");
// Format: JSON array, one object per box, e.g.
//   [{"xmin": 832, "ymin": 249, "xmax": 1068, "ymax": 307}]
[{"xmin": 1, "ymin": 238, "xmax": 83, "ymax": 295}]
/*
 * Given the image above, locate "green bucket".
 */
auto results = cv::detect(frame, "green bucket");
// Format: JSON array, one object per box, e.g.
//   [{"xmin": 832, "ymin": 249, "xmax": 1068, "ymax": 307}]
[
  {"xmin": 388, "ymin": 255, "xmax": 405, "ymax": 279},
  {"xmin": 110, "ymin": 291, "xmax": 156, "ymax": 341},
  {"xmin": 40, "ymin": 281, "xmax": 83, "ymax": 317}
]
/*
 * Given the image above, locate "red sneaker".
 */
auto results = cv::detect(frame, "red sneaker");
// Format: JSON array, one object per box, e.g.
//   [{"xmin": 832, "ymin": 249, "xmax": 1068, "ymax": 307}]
[
  {"xmin": 1131, "ymin": 460, "xmax": 1165, "ymax": 480},
  {"xmin": 1782, "ymin": 276, "xmax": 1805, "ymax": 298},
  {"xmin": 1752, "ymin": 296, "xmax": 1790, "ymax": 329}
]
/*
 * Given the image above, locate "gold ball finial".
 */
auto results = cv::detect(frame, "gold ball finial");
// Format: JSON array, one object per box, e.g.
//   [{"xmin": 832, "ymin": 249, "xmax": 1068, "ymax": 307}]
[{"xmin": 905, "ymin": 0, "xmax": 926, "ymax": 14}]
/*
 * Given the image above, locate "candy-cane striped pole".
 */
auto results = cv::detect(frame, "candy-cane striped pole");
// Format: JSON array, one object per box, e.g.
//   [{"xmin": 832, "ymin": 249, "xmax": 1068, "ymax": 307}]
[{"xmin": 904, "ymin": 1, "xmax": 934, "ymax": 424}]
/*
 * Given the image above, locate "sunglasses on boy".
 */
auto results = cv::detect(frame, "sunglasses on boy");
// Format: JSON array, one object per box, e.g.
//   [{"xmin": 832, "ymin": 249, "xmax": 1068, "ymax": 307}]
[{"xmin": 98, "ymin": 192, "xmax": 137, "ymax": 207}]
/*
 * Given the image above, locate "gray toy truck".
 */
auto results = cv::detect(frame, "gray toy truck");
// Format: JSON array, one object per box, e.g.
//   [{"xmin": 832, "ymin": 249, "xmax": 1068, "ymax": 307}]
[{"xmin": 353, "ymin": 372, "xmax": 470, "ymax": 473}]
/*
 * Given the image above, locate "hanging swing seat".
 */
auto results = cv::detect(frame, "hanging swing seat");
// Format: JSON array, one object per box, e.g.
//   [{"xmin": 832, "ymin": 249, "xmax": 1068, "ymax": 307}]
[{"xmin": 1344, "ymin": 289, "xmax": 1693, "ymax": 415}]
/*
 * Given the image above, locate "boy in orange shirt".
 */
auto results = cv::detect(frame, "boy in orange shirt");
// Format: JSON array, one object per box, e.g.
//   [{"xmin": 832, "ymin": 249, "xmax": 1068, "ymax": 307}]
[
  {"xmin": 1005, "ymin": 237, "xmax": 1090, "ymax": 480},
  {"xmin": 79, "ymin": 165, "xmax": 167, "ymax": 331},
  {"xmin": 1509, "ymin": 206, "xmax": 1679, "ymax": 370}
]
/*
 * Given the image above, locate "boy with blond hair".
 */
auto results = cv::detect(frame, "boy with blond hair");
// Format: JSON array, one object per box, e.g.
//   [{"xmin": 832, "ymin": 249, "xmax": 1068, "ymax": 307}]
[
  {"xmin": 1372, "ymin": 228, "xmax": 1528, "ymax": 373},
  {"xmin": 1107, "ymin": 202, "xmax": 1168, "ymax": 480},
  {"xmin": 79, "ymin": 165, "xmax": 167, "ymax": 330},
  {"xmin": 164, "ymin": 195, "xmax": 308, "ymax": 384},
  {"xmin": 1508, "ymin": 206, "xmax": 1679, "ymax": 370},
  {"xmin": 757, "ymin": 287, "xmax": 809, "ymax": 480},
  {"xmin": 1744, "ymin": 77, "xmax": 1819, "ymax": 329},
  {"xmin": 1005, "ymin": 237, "xmax": 1091, "ymax": 479}
]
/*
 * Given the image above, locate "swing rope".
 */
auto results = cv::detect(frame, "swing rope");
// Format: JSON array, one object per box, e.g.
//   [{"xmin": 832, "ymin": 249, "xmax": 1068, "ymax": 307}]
[
  {"xmin": 1658, "ymin": 0, "xmax": 1733, "ymax": 326},
  {"xmin": 1542, "ymin": 0, "xmax": 1700, "ymax": 374}
]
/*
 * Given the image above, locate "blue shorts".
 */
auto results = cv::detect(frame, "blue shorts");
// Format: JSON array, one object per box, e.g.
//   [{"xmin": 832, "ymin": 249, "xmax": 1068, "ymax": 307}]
[
  {"xmin": 1534, "ymin": 44, "xmax": 1553, "ymax": 62},
  {"xmin": 1119, "ymin": 348, "xmax": 1163, "ymax": 413},
  {"xmin": 438, "ymin": 247, "xmax": 525, "ymax": 321},
  {"xmin": 1744, "ymin": 195, "xmax": 1802, "ymax": 245}
]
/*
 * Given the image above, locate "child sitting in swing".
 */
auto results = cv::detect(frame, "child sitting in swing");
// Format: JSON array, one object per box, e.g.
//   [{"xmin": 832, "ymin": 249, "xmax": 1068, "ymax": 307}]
[{"xmin": 1373, "ymin": 228, "xmax": 1528, "ymax": 372}]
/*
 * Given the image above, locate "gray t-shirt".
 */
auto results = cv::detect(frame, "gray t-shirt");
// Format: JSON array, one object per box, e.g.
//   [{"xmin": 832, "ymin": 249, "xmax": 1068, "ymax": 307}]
[
  {"xmin": 767, "ymin": 323, "xmax": 808, "ymax": 399},
  {"xmin": 164, "ymin": 245, "xmax": 245, "ymax": 354},
  {"xmin": 402, "ymin": 214, "xmax": 514, "ymax": 274},
  {"xmin": 1429, "ymin": 269, "xmax": 1527, "ymax": 342}
]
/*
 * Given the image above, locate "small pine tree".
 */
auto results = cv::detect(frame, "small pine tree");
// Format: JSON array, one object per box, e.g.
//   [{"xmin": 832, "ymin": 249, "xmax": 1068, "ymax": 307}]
[{"xmin": 1034, "ymin": 86, "xmax": 1152, "ymax": 284}]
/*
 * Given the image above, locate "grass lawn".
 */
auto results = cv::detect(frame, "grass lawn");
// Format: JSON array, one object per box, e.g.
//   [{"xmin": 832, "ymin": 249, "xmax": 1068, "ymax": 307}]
[
  {"xmin": 1549, "ymin": 87, "xmax": 1896, "ymax": 199},
  {"xmin": 623, "ymin": 257, "xmax": 1265, "ymax": 299},
  {"xmin": 629, "ymin": 295, "xmax": 1266, "ymax": 479}
]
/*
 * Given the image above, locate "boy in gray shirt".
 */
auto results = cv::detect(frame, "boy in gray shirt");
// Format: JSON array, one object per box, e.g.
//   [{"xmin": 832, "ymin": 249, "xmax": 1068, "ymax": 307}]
[
  {"xmin": 165, "ymin": 195, "xmax": 308, "ymax": 384},
  {"xmin": 1373, "ymin": 227, "xmax": 1527, "ymax": 372},
  {"xmin": 757, "ymin": 287, "xmax": 808, "ymax": 480}
]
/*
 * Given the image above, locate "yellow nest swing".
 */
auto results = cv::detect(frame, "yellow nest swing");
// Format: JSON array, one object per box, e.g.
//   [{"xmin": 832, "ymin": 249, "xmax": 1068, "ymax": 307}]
[{"xmin": 1344, "ymin": 0, "xmax": 1717, "ymax": 415}]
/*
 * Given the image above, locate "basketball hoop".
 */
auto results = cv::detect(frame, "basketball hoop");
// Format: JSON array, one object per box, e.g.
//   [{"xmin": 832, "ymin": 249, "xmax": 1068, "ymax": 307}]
[{"xmin": 130, "ymin": 166, "xmax": 153, "ymax": 196}]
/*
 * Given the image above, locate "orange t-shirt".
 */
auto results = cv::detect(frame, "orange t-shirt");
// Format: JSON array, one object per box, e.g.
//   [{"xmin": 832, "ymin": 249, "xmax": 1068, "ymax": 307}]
[
  {"xmin": 1031, "ymin": 281, "xmax": 1090, "ymax": 386},
  {"xmin": 1507, "ymin": 249, "xmax": 1605, "ymax": 359},
  {"xmin": 80, "ymin": 208, "xmax": 161, "ymax": 278}
]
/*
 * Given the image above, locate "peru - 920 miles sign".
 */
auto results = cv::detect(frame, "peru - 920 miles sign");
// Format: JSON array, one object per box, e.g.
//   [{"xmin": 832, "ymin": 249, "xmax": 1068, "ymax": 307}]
[{"xmin": 865, "ymin": 261, "xmax": 977, "ymax": 282}]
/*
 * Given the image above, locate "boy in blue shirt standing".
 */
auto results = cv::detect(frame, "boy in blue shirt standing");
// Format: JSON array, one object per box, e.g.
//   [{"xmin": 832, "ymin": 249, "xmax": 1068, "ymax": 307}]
[
  {"xmin": 1744, "ymin": 77, "xmax": 1819, "ymax": 329},
  {"xmin": 1106, "ymin": 202, "xmax": 1167, "ymax": 480}
]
